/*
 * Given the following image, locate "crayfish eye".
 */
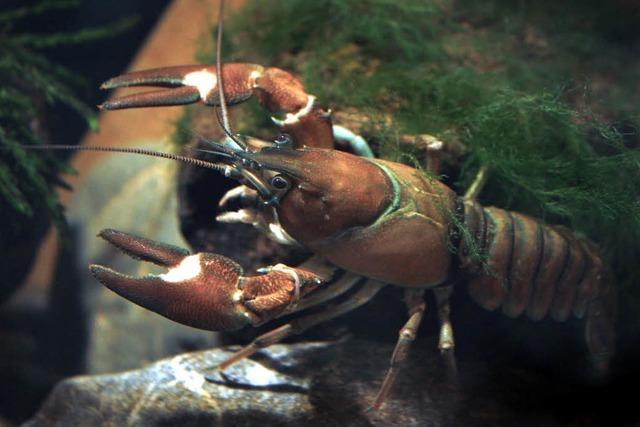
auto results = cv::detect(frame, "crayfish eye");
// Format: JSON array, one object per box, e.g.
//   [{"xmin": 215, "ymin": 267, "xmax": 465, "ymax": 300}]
[
  {"xmin": 274, "ymin": 133, "xmax": 293, "ymax": 147},
  {"xmin": 270, "ymin": 175, "xmax": 290, "ymax": 190}
]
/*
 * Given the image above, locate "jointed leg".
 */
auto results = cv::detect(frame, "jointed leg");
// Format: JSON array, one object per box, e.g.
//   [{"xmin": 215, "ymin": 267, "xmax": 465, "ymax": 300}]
[
  {"xmin": 295, "ymin": 255, "xmax": 339, "ymax": 283},
  {"xmin": 433, "ymin": 286, "xmax": 458, "ymax": 381},
  {"xmin": 585, "ymin": 280, "xmax": 617, "ymax": 377},
  {"xmin": 372, "ymin": 289, "xmax": 426, "ymax": 410},
  {"xmin": 290, "ymin": 271, "xmax": 362, "ymax": 314},
  {"xmin": 426, "ymin": 141, "xmax": 459, "ymax": 380},
  {"xmin": 424, "ymin": 138, "xmax": 443, "ymax": 175},
  {"xmin": 463, "ymin": 164, "xmax": 489, "ymax": 202},
  {"xmin": 215, "ymin": 280, "xmax": 384, "ymax": 372},
  {"xmin": 394, "ymin": 134, "xmax": 444, "ymax": 174}
]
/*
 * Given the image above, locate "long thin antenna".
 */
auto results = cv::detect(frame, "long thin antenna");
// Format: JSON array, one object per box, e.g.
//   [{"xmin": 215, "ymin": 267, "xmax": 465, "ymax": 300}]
[
  {"xmin": 213, "ymin": 0, "xmax": 247, "ymax": 151},
  {"xmin": 21, "ymin": 145, "xmax": 230, "ymax": 173},
  {"xmin": 176, "ymin": 125, "xmax": 241, "ymax": 158},
  {"xmin": 216, "ymin": 0, "xmax": 231, "ymax": 134},
  {"xmin": 213, "ymin": 105, "xmax": 248, "ymax": 152}
]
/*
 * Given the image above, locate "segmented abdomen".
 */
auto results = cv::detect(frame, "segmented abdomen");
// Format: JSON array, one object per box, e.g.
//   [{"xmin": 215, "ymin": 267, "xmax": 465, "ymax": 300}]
[{"xmin": 458, "ymin": 202, "xmax": 604, "ymax": 321}]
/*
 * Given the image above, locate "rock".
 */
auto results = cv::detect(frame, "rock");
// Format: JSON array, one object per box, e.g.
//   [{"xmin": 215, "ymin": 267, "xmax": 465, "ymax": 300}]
[
  {"xmin": 24, "ymin": 339, "xmax": 452, "ymax": 427},
  {"xmin": 24, "ymin": 337, "xmax": 581, "ymax": 427},
  {"xmin": 26, "ymin": 343, "xmax": 328, "ymax": 427}
]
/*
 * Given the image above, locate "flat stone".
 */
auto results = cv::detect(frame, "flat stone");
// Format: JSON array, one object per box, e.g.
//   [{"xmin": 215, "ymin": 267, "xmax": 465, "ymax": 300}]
[{"xmin": 25, "ymin": 337, "xmax": 578, "ymax": 427}]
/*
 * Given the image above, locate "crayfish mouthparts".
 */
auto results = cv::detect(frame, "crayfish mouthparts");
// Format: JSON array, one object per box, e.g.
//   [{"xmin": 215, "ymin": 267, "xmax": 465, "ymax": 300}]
[{"xmin": 90, "ymin": 229, "xmax": 324, "ymax": 332}]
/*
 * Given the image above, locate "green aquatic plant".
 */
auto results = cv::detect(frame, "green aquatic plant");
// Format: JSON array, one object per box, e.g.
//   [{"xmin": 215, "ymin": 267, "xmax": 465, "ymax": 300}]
[
  {"xmin": 461, "ymin": 91, "xmax": 640, "ymax": 283},
  {"xmin": 0, "ymin": 0, "xmax": 133, "ymax": 227}
]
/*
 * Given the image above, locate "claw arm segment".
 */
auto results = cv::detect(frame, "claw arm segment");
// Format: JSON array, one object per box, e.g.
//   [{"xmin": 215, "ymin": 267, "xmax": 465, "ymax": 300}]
[
  {"xmin": 216, "ymin": 279, "xmax": 384, "ymax": 372},
  {"xmin": 241, "ymin": 264, "xmax": 324, "ymax": 323},
  {"xmin": 253, "ymin": 67, "xmax": 334, "ymax": 149}
]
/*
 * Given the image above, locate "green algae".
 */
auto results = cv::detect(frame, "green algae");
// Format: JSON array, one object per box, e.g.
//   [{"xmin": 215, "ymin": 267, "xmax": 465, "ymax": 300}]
[{"xmin": 0, "ymin": 1, "xmax": 135, "ymax": 230}]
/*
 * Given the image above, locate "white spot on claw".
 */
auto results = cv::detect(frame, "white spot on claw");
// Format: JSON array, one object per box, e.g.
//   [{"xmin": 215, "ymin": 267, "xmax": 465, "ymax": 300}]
[
  {"xmin": 160, "ymin": 254, "xmax": 202, "ymax": 283},
  {"xmin": 281, "ymin": 95, "xmax": 315, "ymax": 125},
  {"xmin": 249, "ymin": 70, "xmax": 262, "ymax": 87},
  {"xmin": 183, "ymin": 69, "xmax": 217, "ymax": 101}
]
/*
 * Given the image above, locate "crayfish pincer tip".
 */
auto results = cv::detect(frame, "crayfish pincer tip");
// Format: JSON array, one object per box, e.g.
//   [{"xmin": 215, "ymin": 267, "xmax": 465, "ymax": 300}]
[
  {"xmin": 100, "ymin": 78, "xmax": 120, "ymax": 90},
  {"xmin": 98, "ymin": 101, "xmax": 116, "ymax": 111},
  {"xmin": 89, "ymin": 264, "xmax": 169, "ymax": 311},
  {"xmin": 97, "ymin": 228, "xmax": 124, "ymax": 243},
  {"xmin": 97, "ymin": 228, "xmax": 114, "ymax": 238},
  {"xmin": 88, "ymin": 264, "xmax": 112, "ymax": 285}
]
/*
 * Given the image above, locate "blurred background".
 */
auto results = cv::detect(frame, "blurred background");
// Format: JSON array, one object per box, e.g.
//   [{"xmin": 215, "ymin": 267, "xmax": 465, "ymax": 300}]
[
  {"xmin": 0, "ymin": 1, "xmax": 173, "ymax": 423},
  {"xmin": 0, "ymin": 0, "xmax": 639, "ymax": 425}
]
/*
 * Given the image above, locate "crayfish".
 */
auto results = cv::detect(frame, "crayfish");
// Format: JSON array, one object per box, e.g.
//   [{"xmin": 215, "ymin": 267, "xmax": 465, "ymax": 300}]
[
  {"xmin": 45, "ymin": 4, "xmax": 617, "ymax": 410},
  {"xmin": 81, "ymin": 59, "xmax": 617, "ymax": 408}
]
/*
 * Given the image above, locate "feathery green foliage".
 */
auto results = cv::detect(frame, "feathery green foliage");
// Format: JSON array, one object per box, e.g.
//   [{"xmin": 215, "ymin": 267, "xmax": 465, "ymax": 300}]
[
  {"xmin": 0, "ymin": 0, "xmax": 133, "ymax": 229},
  {"xmin": 462, "ymin": 92, "xmax": 640, "ymax": 279}
]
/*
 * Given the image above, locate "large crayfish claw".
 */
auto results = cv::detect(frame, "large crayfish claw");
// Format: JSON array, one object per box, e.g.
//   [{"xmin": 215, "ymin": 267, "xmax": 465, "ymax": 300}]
[
  {"xmin": 90, "ymin": 229, "xmax": 324, "ymax": 331},
  {"xmin": 99, "ymin": 63, "xmax": 334, "ymax": 149},
  {"xmin": 99, "ymin": 64, "xmax": 263, "ymax": 110}
]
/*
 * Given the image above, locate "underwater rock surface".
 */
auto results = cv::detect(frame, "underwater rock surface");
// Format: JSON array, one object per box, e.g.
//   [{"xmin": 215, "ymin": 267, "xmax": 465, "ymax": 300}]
[
  {"xmin": 25, "ymin": 343, "xmax": 326, "ymax": 427},
  {"xmin": 23, "ymin": 338, "xmax": 584, "ymax": 427}
]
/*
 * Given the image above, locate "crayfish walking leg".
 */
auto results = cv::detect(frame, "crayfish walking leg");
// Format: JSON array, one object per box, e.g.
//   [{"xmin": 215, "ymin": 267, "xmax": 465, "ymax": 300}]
[
  {"xmin": 213, "ymin": 279, "xmax": 384, "ymax": 373},
  {"xmin": 420, "ymin": 138, "xmax": 460, "ymax": 381},
  {"xmin": 372, "ymin": 289, "xmax": 426, "ymax": 410},
  {"xmin": 433, "ymin": 285, "xmax": 457, "ymax": 381}
]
